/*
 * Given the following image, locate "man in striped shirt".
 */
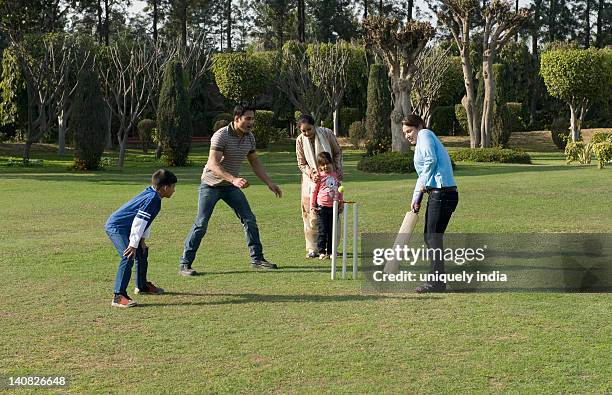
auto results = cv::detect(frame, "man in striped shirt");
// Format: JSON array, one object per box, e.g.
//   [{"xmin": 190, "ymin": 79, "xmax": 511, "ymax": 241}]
[{"xmin": 179, "ymin": 104, "xmax": 283, "ymax": 275}]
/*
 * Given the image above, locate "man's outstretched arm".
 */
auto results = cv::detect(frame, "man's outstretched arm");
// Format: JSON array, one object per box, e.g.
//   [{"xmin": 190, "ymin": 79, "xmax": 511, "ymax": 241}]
[{"xmin": 247, "ymin": 151, "xmax": 282, "ymax": 197}]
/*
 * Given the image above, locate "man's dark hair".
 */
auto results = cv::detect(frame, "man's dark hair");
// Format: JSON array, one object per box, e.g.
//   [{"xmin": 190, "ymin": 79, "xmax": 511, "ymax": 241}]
[
  {"xmin": 233, "ymin": 103, "xmax": 256, "ymax": 118},
  {"xmin": 152, "ymin": 169, "xmax": 177, "ymax": 188},
  {"xmin": 402, "ymin": 114, "xmax": 425, "ymax": 128},
  {"xmin": 316, "ymin": 151, "xmax": 333, "ymax": 166},
  {"xmin": 296, "ymin": 113, "xmax": 315, "ymax": 127}
]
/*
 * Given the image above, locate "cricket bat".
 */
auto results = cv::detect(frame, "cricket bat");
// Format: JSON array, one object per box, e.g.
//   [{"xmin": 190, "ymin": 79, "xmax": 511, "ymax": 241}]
[{"xmin": 383, "ymin": 192, "xmax": 423, "ymax": 274}]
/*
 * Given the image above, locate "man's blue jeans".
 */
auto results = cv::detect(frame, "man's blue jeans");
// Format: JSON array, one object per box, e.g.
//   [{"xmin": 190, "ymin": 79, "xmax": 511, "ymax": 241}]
[
  {"xmin": 180, "ymin": 183, "xmax": 264, "ymax": 265},
  {"xmin": 106, "ymin": 228, "xmax": 149, "ymax": 295}
]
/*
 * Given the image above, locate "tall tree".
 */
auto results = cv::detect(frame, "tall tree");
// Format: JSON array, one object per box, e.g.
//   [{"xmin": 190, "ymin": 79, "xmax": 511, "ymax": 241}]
[
  {"xmin": 480, "ymin": 0, "xmax": 530, "ymax": 147},
  {"xmin": 0, "ymin": 0, "xmax": 69, "ymax": 35},
  {"xmin": 541, "ymin": 48, "xmax": 609, "ymax": 142},
  {"xmin": 98, "ymin": 37, "xmax": 153, "ymax": 167},
  {"xmin": 225, "ymin": 0, "xmax": 232, "ymax": 51},
  {"xmin": 71, "ymin": 0, "xmax": 130, "ymax": 45},
  {"xmin": 310, "ymin": 42, "xmax": 350, "ymax": 135},
  {"xmin": 363, "ymin": 17, "xmax": 435, "ymax": 152},
  {"xmin": 297, "ymin": 0, "xmax": 305, "ymax": 42},
  {"xmin": 307, "ymin": 0, "xmax": 358, "ymax": 42},
  {"xmin": 157, "ymin": 60, "xmax": 192, "ymax": 166},
  {"xmin": 276, "ymin": 42, "xmax": 329, "ymax": 121},
  {"xmin": 596, "ymin": 0, "xmax": 604, "ymax": 47},
  {"xmin": 411, "ymin": 45, "xmax": 453, "ymax": 127},
  {"xmin": 72, "ymin": 68, "xmax": 108, "ymax": 170},
  {"xmin": 594, "ymin": 0, "xmax": 612, "ymax": 48},
  {"xmin": 437, "ymin": 0, "xmax": 481, "ymax": 148},
  {"xmin": 365, "ymin": 63, "xmax": 392, "ymax": 148},
  {"xmin": 6, "ymin": 33, "xmax": 74, "ymax": 162},
  {"xmin": 585, "ymin": 0, "xmax": 591, "ymax": 48},
  {"xmin": 252, "ymin": 0, "xmax": 296, "ymax": 50}
]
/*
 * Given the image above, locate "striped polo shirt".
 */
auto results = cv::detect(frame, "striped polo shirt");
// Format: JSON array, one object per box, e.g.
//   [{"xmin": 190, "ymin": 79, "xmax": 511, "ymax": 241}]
[{"xmin": 201, "ymin": 123, "xmax": 257, "ymax": 186}]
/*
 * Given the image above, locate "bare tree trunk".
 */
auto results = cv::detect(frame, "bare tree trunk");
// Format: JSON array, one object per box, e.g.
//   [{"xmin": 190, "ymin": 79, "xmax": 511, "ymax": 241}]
[
  {"xmin": 569, "ymin": 103, "xmax": 580, "ymax": 142},
  {"xmin": 298, "ymin": 0, "xmax": 305, "ymax": 42},
  {"xmin": 153, "ymin": 0, "xmax": 158, "ymax": 43},
  {"xmin": 117, "ymin": 125, "xmax": 128, "ymax": 168},
  {"xmin": 23, "ymin": 140, "xmax": 33, "ymax": 163},
  {"xmin": 24, "ymin": 96, "xmax": 34, "ymax": 163},
  {"xmin": 97, "ymin": 0, "xmax": 104, "ymax": 44},
  {"xmin": 155, "ymin": 143, "xmax": 162, "ymax": 159},
  {"xmin": 181, "ymin": 0, "xmax": 187, "ymax": 47},
  {"xmin": 364, "ymin": 0, "xmax": 368, "ymax": 19},
  {"xmin": 407, "ymin": 0, "xmax": 413, "ymax": 20},
  {"xmin": 105, "ymin": 106, "xmax": 113, "ymax": 149},
  {"xmin": 480, "ymin": 55, "xmax": 494, "ymax": 148},
  {"xmin": 585, "ymin": 0, "xmax": 591, "ymax": 48},
  {"xmin": 460, "ymin": 48, "xmax": 480, "ymax": 148},
  {"xmin": 57, "ymin": 106, "xmax": 67, "ymax": 155},
  {"xmin": 226, "ymin": 0, "xmax": 232, "ymax": 51},
  {"xmin": 549, "ymin": 0, "xmax": 556, "ymax": 42},
  {"xmin": 333, "ymin": 109, "xmax": 339, "ymax": 136},
  {"xmin": 515, "ymin": 0, "xmax": 519, "ymax": 41},
  {"xmin": 596, "ymin": 0, "xmax": 604, "ymax": 47},
  {"xmin": 379, "ymin": 0, "xmax": 383, "ymax": 15},
  {"xmin": 104, "ymin": 0, "xmax": 110, "ymax": 46}
]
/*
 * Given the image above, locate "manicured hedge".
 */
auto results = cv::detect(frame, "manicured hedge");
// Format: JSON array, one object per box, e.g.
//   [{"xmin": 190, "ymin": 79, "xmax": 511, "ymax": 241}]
[
  {"xmin": 357, "ymin": 152, "xmax": 415, "ymax": 173},
  {"xmin": 430, "ymin": 105, "xmax": 459, "ymax": 136},
  {"xmin": 449, "ymin": 148, "xmax": 531, "ymax": 164}
]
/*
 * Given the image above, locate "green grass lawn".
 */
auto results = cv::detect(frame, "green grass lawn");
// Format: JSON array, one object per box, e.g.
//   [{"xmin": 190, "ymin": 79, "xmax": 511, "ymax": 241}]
[{"xmin": 0, "ymin": 138, "xmax": 610, "ymax": 394}]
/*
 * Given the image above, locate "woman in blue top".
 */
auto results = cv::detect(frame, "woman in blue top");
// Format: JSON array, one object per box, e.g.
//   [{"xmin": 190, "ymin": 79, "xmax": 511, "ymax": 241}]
[{"xmin": 402, "ymin": 115, "xmax": 459, "ymax": 293}]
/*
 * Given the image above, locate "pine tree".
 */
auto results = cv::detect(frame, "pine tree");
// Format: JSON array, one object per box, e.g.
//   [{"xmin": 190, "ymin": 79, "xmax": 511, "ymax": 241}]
[
  {"xmin": 72, "ymin": 69, "xmax": 108, "ymax": 170},
  {"xmin": 156, "ymin": 60, "xmax": 192, "ymax": 166}
]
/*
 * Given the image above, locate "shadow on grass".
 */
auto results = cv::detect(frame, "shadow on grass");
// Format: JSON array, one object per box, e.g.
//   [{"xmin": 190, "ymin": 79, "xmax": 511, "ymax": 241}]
[{"xmin": 139, "ymin": 291, "xmax": 439, "ymax": 306}]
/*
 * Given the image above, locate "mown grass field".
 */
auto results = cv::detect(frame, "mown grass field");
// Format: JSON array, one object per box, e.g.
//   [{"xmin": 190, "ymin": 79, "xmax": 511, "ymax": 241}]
[{"xmin": 0, "ymin": 132, "xmax": 610, "ymax": 393}]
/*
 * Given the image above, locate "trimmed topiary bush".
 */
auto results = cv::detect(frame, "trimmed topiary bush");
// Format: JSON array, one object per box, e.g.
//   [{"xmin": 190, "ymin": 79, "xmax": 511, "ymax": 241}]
[
  {"xmin": 590, "ymin": 131, "xmax": 612, "ymax": 144},
  {"xmin": 157, "ymin": 60, "xmax": 192, "ymax": 166},
  {"xmin": 430, "ymin": 106, "xmax": 458, "ymax": 136},
  {"xmin": 505, "ymin": 102, "xmax": 525, "ymax": 132},
  {"xmin": 550, "ymin": 117, "xmax": 570, "ymax": 149},
  {"xmin": 339, "ymin": 107, "xmax": 362, "ymax": 136},
  {"xmin": 213, "ymin": 119, "xmax": 230, "ymax": 132},
  {"xmin": 137, "ymin": 119, "xmax": 155, "ymax": 154},
  {"xmin": 365, "ymin": 64, "xmax": 391, "ymax": 149},
  {"xmin": 252, "ymin": 110, "xmax": 274, "ymax": 149},
  {"xmin": 349, "ymin": 121, "xmax": 366, "ymax": 149},
  {"xmin": 364, "ymin": 136, "xmax": 392, "ymax": 156},
  {"xmin": 72, "ymin": 69, "xmax": 107, "ymax": 170},
  {"xmin": 357, "ymin": 151, "xmax": 415, "ymax": 173},
  {"xmin": 491, "ymin": 103, "xmax": 512, "ymax": 148},
  {"xmin": 213, "ymin": 112, "xmax": 233, "ymax": 126},
  {"xmin": 455, "ymin": 104, "xmax": 469, "ymax": 136},
  {"xmin": 450, "ymin": 148, "xmax": 531, "ymax": 164},
  {"xmin": 211, "ymin": 53, "xmax": 273, "ymax": 102},
  {"xmin": 592, "ymin": 142, "xmax": 612, "ymax": 169},
  {"xmin": 565, "ymin": 141, "xmax": 593, "ymax": 164}
]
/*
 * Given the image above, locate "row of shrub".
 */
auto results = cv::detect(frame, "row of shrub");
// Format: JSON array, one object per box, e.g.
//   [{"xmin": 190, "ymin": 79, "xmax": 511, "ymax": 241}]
[
  {"xmin": 449, "ymin": 148, "xmax": 532, "ymax": 164},
  {"xmin": 357, "ymin": 152, "xmax": 415, "ymax": 173},
  {"xmin": 565, "ymin": 132, "xmax": 612, "ymax": 168}
]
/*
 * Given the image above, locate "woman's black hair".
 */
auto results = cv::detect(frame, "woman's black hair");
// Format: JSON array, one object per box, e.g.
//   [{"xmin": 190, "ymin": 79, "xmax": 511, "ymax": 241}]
[{"xmin": 296, "ymin": 113, "xmax": 316, "ymax": 127}]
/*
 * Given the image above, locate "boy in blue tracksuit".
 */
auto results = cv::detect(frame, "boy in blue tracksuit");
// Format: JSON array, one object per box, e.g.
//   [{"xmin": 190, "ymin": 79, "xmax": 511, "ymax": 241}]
[{"xmin": 105, "ymin": 169, "xmax": 177, "ymax": 307}]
